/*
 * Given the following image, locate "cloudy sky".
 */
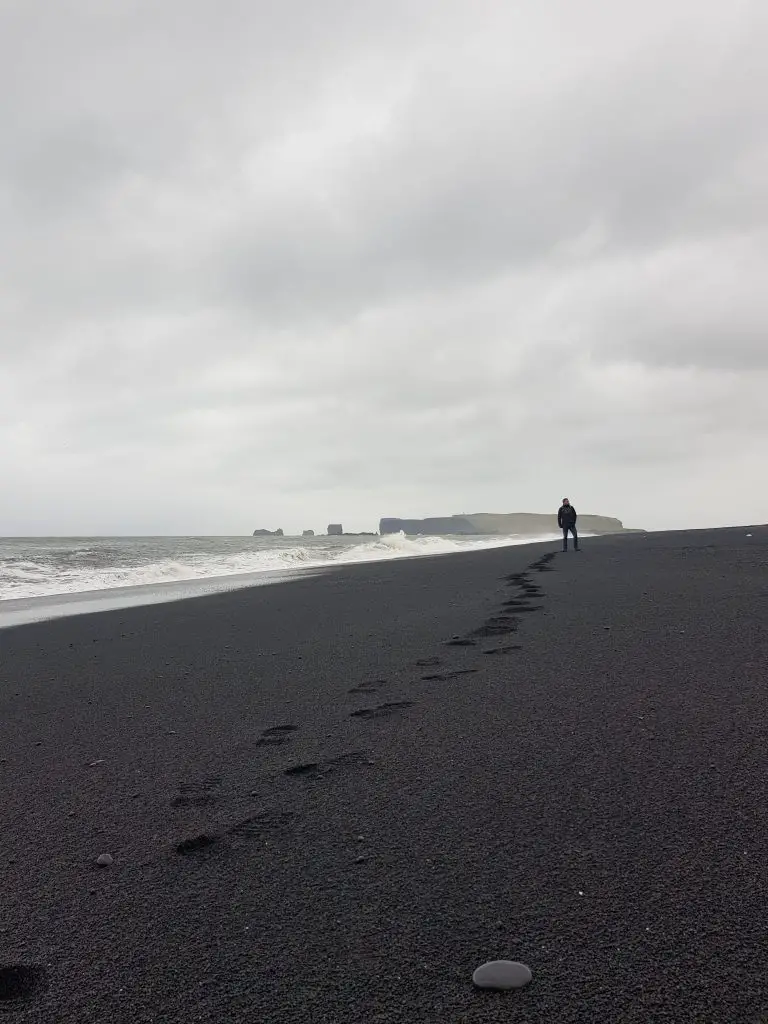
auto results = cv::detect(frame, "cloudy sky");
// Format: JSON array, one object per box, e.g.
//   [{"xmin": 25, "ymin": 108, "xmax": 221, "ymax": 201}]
[{"xmin": 1, "ymin": 0, "xmax": 766, "ymax": 535}]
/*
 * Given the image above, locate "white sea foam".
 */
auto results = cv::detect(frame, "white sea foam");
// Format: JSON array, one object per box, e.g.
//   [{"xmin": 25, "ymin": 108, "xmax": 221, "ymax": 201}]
[{"xmin": 337, "ymin": 531, "xmax": 543, "ymax": 562}]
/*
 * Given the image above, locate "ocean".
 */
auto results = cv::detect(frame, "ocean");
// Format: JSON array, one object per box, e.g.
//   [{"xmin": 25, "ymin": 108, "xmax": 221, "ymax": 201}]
[{"xmin": 0, "ymin": 532, "xmax": 559, "ymax": 628}]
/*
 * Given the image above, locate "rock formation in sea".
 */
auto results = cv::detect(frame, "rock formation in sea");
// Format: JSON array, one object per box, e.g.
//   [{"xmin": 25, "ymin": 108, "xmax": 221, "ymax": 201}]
[
  {"xmin": 327, "ymin": 524, "xmax": 343, "ymax": 536},
  {"xmin": 302, "ymin": 530, "xmax": 315, "ymax": 537},
  {"xmin": 379, "ymin": 513, "xmax": 635, "ymax": 536},
  {"xmin": 252, "ymin": 528, "xmax": 284, "ymax": 537}
]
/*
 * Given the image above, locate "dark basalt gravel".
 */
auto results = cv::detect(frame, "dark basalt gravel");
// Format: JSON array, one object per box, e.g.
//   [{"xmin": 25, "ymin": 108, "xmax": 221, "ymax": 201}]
[{"xmin": 1, "ymin": 526, "xmax": 766, "ymax": 1022}]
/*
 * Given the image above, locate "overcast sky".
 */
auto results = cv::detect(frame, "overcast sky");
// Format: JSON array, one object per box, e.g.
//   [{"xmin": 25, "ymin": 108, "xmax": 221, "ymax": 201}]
[{"xmin": 1, "ymin": 0, "xmax": 766, "ymax": 535}]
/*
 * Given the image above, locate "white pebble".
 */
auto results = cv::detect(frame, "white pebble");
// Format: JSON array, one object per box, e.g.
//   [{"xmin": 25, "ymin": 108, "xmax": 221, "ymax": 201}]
[{"xmin": 472, "ymin": 960, "xmax": 532, "ymax": 990}]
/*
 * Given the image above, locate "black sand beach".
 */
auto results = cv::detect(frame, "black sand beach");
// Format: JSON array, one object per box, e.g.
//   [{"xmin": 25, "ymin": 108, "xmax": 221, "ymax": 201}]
[{"xmin": 1, "ymin": 527, "xmax": 767, "ymax": 1023}]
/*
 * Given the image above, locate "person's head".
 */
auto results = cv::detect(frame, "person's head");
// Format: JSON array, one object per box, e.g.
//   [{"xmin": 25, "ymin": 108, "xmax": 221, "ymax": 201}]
[{"xmin": 562, "ymin": 497, "xmax": 570, "ymax": 505}]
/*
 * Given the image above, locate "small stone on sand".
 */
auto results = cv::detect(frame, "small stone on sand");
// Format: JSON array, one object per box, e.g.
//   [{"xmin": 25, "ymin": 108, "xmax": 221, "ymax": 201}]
[
  {"xmin": 95, "ymin": 853, "xmax": 113, "ymax": 867},
  {"xmin": 472, "ymin": 960, "xmax": 532, "ymax": 990}
]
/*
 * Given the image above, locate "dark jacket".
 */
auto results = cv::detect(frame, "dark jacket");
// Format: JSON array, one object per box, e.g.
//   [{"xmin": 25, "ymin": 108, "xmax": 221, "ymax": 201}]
[{"xmin": 558, "ymin": 503, "xmax": 577, "ymax": 529}]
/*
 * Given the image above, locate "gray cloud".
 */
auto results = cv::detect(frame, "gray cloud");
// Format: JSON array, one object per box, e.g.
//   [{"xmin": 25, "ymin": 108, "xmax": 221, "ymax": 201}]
[{"xmin": 1, "ymin": 0, "xmax": 767, "ymax": 535}]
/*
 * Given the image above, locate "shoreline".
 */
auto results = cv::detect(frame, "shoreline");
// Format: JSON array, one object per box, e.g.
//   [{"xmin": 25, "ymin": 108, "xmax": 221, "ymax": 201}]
[
  {"xmin": 0, "ymin": 533, "xmax": 563, "ymax": 630},
  {"xmin": 0, "ymin": 565, "xmax": 323, "ymax": 630},
  {"xmin": 2, "ymin": 525, "xmax": 766, "ymax": 1022}
]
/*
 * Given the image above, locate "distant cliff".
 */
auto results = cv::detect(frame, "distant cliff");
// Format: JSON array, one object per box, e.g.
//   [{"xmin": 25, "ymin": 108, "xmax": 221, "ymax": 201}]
[
  {"xmin": 252, "ymin": 528, "xmax": 284, "ymax": 537},
  {"xmin": 379, "ymin": 513, "xmax": 633, "ymax": 536}
]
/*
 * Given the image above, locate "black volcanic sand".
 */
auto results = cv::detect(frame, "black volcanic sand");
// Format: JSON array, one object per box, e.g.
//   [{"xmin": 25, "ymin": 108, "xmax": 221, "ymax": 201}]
[{"xmin": 1, "ymin": 527, "xmax": 767, "ymax": 1022}]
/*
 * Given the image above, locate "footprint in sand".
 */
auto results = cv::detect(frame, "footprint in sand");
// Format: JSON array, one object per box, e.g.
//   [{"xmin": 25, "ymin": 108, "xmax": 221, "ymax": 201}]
[
  {"xmin": 326, "ymin": 751, "xmax": 375, "ymax": 769},
  {"xmin": 229, "ymin": 810, "xmax": 295, "ymax": 841},
  {"xmin": 0, "ymin": 965, "xmax": 46, "ymax": 1006},
  {"xmin": 171, "ymin": 776, "xmax": 223, "ymax": 807},
  {"xmin": 348, "ymin": 680, "xmax": 386, "ymax": 694},
  {"xmin": 175, "ymin": 809, "xmax": 297, "ymax": 857},
  {"xmin": 284, "ymin": 750, "xmax": 374, "ymax": 779},
  {"xmin": 472, "ymin": 617, "xmax": 519, "ymax": 638},
  {"xmin": 508, "ymin": 573, "xmax": 541, "ymax": 590},
  {"xmin": 421, "ymin": 669, "xmax": 479, "ymax": 681},
  {"xmin": 350, "ymin": 701, "xmax": 414, "ymax": 720},
  {"xmin": 176, "ymin": 834, "xmax": 218, "ymax": 856},
  {"xmin": 501, "ymin": 600, "xmax": 542, "ymax": 612},
  {"xmin": 256, "ymin": 724, "xmax": 299, "ymax": 747},
  {"xmin": 529, "ymin": 554, "xmax": 556, "ymax": 572},
  {"xmin": 284, "ymin": 762, "xmax": 323, "ymax": 778}
]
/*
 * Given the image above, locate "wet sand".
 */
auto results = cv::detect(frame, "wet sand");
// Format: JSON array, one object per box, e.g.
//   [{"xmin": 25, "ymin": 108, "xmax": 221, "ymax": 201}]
[{"xmin": 1, "ymin": 526, "xmax": 767, "ymax": 1022}]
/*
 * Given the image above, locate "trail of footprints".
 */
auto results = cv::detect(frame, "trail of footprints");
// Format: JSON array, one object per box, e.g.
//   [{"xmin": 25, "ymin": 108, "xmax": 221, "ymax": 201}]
[{"xmin": 174, "ymin": 549, "xmax": 556, "ymax": 857}]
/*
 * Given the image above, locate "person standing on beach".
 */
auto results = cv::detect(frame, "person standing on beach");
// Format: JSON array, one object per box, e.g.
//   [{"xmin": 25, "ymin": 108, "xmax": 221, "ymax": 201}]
[{"xmin": 558, "ymin": 498, "xmax": 579, "ymax": 551}]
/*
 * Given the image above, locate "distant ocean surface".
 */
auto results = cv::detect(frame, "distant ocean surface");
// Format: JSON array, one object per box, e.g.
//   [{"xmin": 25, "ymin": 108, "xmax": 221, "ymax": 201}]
[{"xmin": 0, "ymin": 533, "xmax": 559, "ymax": 603}]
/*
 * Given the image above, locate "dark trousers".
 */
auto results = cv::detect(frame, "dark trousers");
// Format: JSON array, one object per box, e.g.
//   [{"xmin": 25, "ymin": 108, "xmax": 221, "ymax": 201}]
[{"xmin": 562, "ymin": 525, "xmax": 578, "ymax": 550}]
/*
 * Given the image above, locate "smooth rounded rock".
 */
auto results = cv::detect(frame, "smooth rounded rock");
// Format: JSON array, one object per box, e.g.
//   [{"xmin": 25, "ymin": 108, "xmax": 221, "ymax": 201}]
[
  {"xmin": 472, "ymin": 960, "xmax": 532, "ymax": 990},
  {"xmin": 95, "ymin": 854, "xmax": 113, "ymax": 867}
]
